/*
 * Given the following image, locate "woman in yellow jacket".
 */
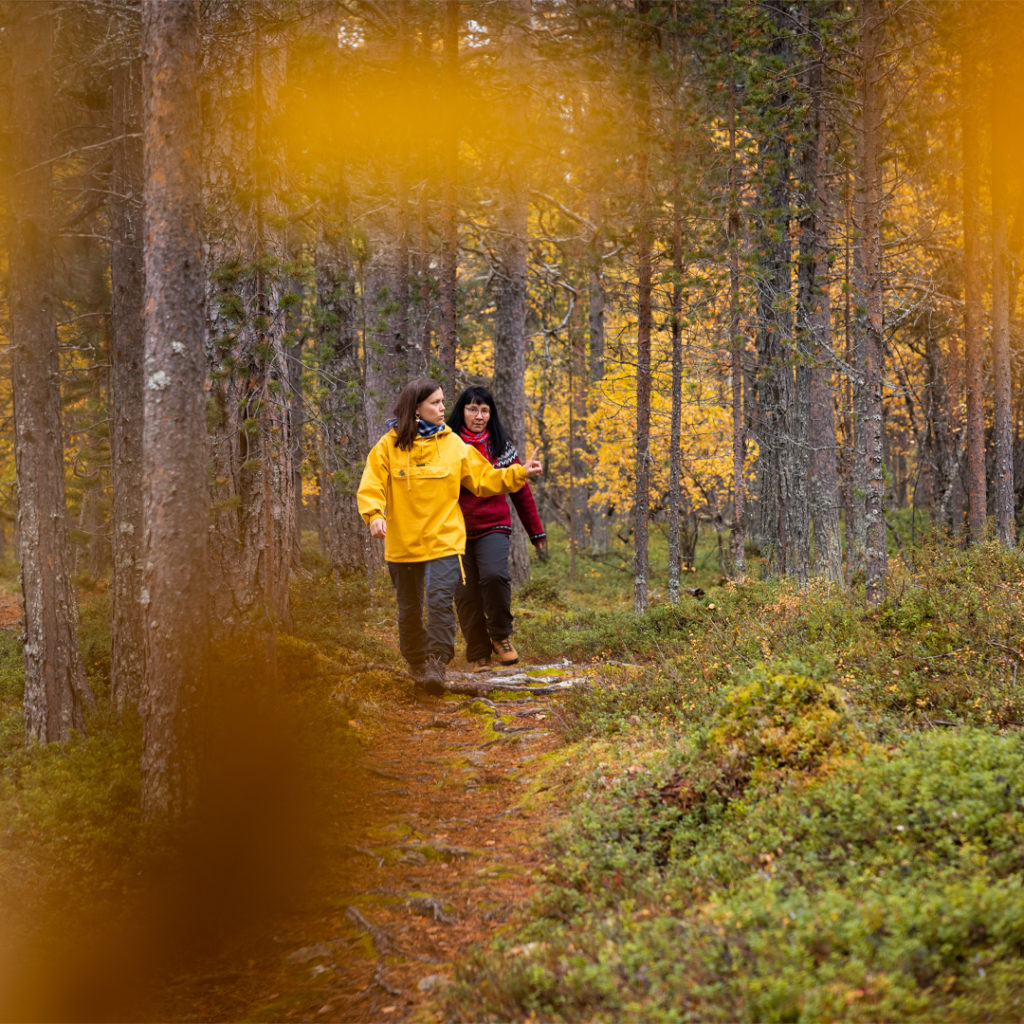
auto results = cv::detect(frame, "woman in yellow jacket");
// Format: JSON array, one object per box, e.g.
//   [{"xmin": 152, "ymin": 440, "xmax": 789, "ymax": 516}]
[{"xmin": 358, "ymin": 378, "xmax": 542, "ymax": 694}]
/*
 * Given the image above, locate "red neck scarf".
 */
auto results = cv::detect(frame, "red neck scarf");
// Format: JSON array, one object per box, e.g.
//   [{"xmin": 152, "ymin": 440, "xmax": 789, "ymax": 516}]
[{"xmin": 459, "ymin": 426, "xmax": 491, "ymax": 458}]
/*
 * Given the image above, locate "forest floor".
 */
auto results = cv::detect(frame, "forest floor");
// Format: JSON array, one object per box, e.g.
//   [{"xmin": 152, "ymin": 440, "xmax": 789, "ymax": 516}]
[
  {"xmin": 0, "ymin": 592, "xmax": 20, "ymax": 628},
  {"xmin": 154, "ymin": 660, "xmax": 585, "ymax": 1023}
]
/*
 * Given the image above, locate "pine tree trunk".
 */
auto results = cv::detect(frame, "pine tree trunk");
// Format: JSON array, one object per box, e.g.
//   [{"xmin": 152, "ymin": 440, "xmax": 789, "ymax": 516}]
[
  {"xmin": 6, "ymin": 0, "xmax": 93, "ymax": 744},
  {"xmin": 958, "ymin": 16, "xmax": 983, "ymax": 544},
  {"xmin": 280, "ymin": 216, "xmax": 307, "ymax": 574},
  {"xmin": 362, "ymin": 10, "xmax": 424, "ymax": 437},
  {"xmin": 925, "ymin": 329, "xmax": 957, "ymax": 534},
  {"xmin": 787, "ymin": 355, "xmax": 812, "ymax": 583},
  {"xmin": 668, "ymin": 146, "xmax": 684, "ymax": 604},
  {"xmin": 855, "ymin": 0, "xmax": 887, "ymax": 604},
  {"xmin": 204, "ymin": 8, "xmax": 294, "ymax": 628},
  {"xmin": 752, "ymin": 20, "xmax": 794, "ymax": 577},
  {"xmin": 77, "ymin": 477, "xmax": 105, "ymax": 581},
  {"xmin": 109, "ymin": 45, "xmax": 146, "ymax": 711},
  {"xmin": 437, "ymin": 0, "xmax": 459, "ymax": 391},
  {"xmin": 800, "ymin": 14, "xmax": 842, "ymax": 583},
  {"xmin": 569, "ymin": 279, "xmax": 587, "ymax": 580},
  {"xmin": 493, "ymin": 189, "xmax": 530, "ymax": 586},
  {"xmin": 727, "ymin": 31, "xmax": 746, "ymax": 577},
  {"xmin": 844, "ymin": 172, "xmax": 866, "ymax": 582},
  {"xmin": 492, "ymin": 0, "xmax": 531, "ymax": 588},
  {"xmin": 632, "ymin": 0, "xmax": 653, "ymax": 616},
  {"xmin": 140, "ymin": 0, "xmax": 206, "ymax": 819},
  {"xmin": 990, "ymin": 15, "xmax": 1016, "ymax": 547},
  {"xmin": 286, "ymin": 338, "xmax": 306, "ymax": 571},
  {"xmin": 392, "ymin": 0, "xmax": 416, "ymax": 371},
  {"xmin": 317, "ymin": 184, "xmax": 374, "ymax": 576},
  {"xmin": 587, "ymin": 190, "xmax": 610, "ymax": 555},
  {"xmin": 774, "ymin": 5, "xmax": 810, "ymax": 583}
]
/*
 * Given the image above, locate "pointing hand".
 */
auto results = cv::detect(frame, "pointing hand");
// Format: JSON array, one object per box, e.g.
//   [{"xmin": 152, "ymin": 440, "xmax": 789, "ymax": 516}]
[{"xmin": 523, "ymin": 447, "xmax": 543, "ymax": 478}]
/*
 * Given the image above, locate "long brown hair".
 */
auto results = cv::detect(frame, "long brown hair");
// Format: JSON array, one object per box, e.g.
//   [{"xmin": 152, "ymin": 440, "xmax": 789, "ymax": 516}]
[{"xmin": 393, "ymin": 377, "xmax": 442, "ymax": 451}]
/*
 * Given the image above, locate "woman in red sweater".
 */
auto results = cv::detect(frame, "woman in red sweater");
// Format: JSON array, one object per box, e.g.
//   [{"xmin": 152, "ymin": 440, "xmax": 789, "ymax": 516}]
[{"xmin": 447, "ymin": 386, "xmax": 547, "ymax": 670}]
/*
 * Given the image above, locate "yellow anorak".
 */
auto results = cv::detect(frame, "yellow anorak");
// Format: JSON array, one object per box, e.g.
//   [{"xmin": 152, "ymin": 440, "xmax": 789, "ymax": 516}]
[{"xmin": 357, "ymin": 426, "xmax": 528, "ymax": 563}]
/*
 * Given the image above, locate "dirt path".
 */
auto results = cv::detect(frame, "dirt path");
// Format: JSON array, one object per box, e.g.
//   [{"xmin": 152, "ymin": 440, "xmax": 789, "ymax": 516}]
[
  {"xmin": 0, "ymin": 593, "xmax": 21, "ymax": 629},
  {"xmin": 158, "ymin": 662, "xmax": 583, "ymax": 1023}
]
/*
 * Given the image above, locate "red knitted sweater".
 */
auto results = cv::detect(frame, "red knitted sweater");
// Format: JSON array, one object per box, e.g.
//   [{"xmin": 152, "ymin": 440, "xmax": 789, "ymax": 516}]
[{"xmin": 458, "ymin": 430, "xmax": 546, "ymax": 543}]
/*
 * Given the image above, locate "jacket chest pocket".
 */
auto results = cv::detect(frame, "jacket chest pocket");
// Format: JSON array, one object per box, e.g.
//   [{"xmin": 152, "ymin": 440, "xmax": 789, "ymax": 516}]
[{"xmin": 398, "ymin": 463, "xmax": 450, "ymax": 482}]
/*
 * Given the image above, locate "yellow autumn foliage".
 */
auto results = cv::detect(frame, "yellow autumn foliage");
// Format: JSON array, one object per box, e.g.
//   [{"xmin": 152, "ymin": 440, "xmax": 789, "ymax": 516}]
[{"xmin": 521, "ymin": 311, "xmax": 757, "ymax": 522}]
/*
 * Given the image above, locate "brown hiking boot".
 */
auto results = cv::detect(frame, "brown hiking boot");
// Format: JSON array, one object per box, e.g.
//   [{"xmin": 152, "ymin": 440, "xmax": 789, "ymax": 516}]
[
  {"xmin": 490, "ymin": 637, "xmax": 519, "ymax": 665},
  {"xmin": 469, "ymin": 656, "xmax": 491, "ymax": 673},
  {"xmin": 418, "ymin": 657, "xmax": 446, "ymax": 695}
]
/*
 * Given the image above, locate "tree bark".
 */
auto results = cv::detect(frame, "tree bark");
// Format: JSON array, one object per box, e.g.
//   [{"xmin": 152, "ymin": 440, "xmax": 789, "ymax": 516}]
[
  {"xmin": 752, "ymin": 2, "xmax": 795, "ymax": 578},
  {"xmin": 110, "ymin": 41, "xmax": 146, "ymax": 712},
  {"xmin": 491, "ymin": 0, "xmax": 532, "ymax": 587},
  {"xmin": 141, "ymin": 0, "xmax": 207, "ymax": 819},
  {"xmin": 437, "ymin": 0, "xmax": 459, "ymax": 391},
  {"xmin": 362, "ymin": 7, "xmax": 422, "ymax": 437},
  {"xmin": 567, "ymin": 259, "xmax": 587, "ymax": 581},
  {"xmin": 587, "ymin": 189, "xmax": 610, "ymax": 555},
  {"xmin": 990, "ymin": 9, "xmax": 1016, "ymax": 547},
  {"xmin": 800, "ymin": 7, "xmax": 842, "ymax": 583},
  {"xmin": 958, "ymin": 12, "xmax": 983, "ymax": 540},
  {"xmin": 6, "ymin": 0, "xmax": 93, "ymax": 744},
  {"xmin": 844, "ymin": 169, "xmax": 866, "ymax": 583},
  {"xmin": 854, "ymin": 0, "xmax": 887, "ymax": 604},
  {"xmin": 668, "ymin": 140, "xmax": 684, "ymax": 604},
  {"xmin": 317, "ymin": 183, "xmax": 374, "ymax": 575},
  {"xmin": 631, "ymin": 0, "xmax": 653, "ymax": 616},
  {"xmin": 726, "ymin": 28, "xmax": 746, "ymax": 577},
  {"xmin": 203, "ymin": 5, "xmax": 294, "ymax": 629}
]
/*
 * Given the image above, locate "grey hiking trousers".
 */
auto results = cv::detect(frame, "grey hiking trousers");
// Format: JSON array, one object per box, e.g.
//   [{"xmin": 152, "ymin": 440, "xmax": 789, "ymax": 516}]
[{"xmin": 388, "ymin": 555, "xmax": 461, "ymax": 669}]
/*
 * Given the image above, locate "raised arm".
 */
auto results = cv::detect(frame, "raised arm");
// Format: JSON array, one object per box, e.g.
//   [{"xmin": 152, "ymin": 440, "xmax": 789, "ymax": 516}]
[{"xmin": 460, "ymin": 443, "xmax": 542, "ymax": 497}]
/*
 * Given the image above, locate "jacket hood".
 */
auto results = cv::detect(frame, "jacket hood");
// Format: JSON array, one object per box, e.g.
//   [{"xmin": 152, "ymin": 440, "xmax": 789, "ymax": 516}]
[{"xmin": 387, "ymin": 423, "xmax": 453, "ymax": 445}]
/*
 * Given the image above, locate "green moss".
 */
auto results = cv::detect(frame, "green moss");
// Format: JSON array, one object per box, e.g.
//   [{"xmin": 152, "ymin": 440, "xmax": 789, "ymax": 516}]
[{"xmin": 453, "ymin": 728, "xmax": 1024, "ymax": 1023}]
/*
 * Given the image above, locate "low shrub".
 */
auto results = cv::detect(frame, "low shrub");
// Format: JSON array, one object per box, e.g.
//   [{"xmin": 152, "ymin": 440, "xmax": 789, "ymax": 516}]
[
  {"xmin": 709, "ymin": 660, "xmax": 867, "ymax": 778},
  {"xmin": 452, "ymin": 711, "xmax": 1024, "ymax": 1022}
]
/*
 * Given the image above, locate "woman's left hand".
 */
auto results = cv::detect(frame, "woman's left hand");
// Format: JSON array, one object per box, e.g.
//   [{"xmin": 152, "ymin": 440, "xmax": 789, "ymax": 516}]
[{"xmin": 523, "ymin": 447, "xmax": 543, "ymax": 477}]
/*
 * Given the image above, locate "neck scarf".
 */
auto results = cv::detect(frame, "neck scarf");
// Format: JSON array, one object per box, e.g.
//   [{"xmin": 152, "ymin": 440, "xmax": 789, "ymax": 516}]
[
  {"xmin": 383, "ymin": 416, "xmax": 444, "ymax": 439},
  {"xmin": 459, "ymin": 426, "xmax": 491, "ymax": 459},
  {"xmin": 417, "ymin": 419, "xmax": 444, "ymax": 438},
  {"xmin": 459, "ymin": 426, "xmax": 490, "ymax": 446}
]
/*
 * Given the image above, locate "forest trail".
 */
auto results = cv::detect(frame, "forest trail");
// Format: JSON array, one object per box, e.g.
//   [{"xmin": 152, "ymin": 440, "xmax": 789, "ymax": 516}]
[
  {"xmin": 0, "ymin": 593, "xmax": 21, "ymax": 629},
  {"xmin": 157, "ymin": 662, "xmax": 586, "ymax": 1023}
]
